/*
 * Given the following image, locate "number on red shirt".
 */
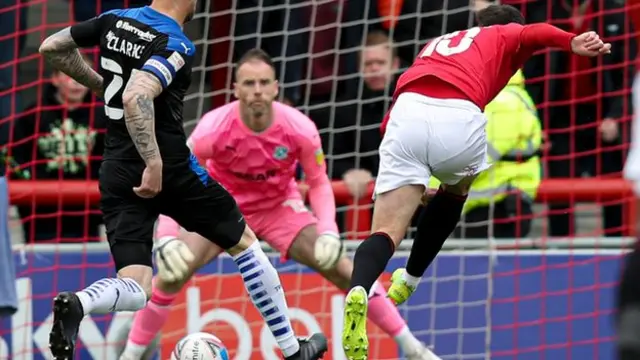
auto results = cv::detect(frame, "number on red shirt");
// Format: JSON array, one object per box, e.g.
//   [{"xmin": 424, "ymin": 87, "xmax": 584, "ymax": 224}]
[{"xmin": 420, "ymin": 27, "xmax": 482, "ymax": 57}]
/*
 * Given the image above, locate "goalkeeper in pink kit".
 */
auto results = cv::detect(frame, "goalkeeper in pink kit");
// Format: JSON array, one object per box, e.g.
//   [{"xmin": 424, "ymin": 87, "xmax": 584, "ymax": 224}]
[{"xmin": 119, "ymin": 48, "xmax": 440, "ymax": 360}]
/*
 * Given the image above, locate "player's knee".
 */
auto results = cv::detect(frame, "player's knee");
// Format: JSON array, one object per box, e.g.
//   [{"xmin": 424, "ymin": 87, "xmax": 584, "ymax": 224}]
[
  {"xmin": 288, "ymin": 226, "xmax": 318, "ymax": 261},
  {"xmin": 225, "ymin": 224, "xmax": 258, "ymax": 256},
  {"xmin": 618, "ymin": 306, "xmax": 640, "ymax": 352},
  {"xmin": 289, "ymin": 225, "xmax": 346, "ymax": 271},
  {"xmin": 112, "ymin": 240, "xmax": 154, "ymax": 298},
  {"xmin": 372, "ymin": 186, "xmax": 423, "ymax": 244}
]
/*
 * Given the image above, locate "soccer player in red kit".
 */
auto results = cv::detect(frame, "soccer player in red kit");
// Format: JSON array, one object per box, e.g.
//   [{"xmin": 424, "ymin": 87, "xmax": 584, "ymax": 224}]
[{"xmin": 341, "ymin": 5, "xmax": 612, "ymax": 360}]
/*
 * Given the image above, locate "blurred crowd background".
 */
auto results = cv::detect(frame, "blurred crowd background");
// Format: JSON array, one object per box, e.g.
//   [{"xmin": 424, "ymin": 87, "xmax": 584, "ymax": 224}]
[{"xmin": 0, "ymin": 0, "xmax": 637, "ymax": 244}]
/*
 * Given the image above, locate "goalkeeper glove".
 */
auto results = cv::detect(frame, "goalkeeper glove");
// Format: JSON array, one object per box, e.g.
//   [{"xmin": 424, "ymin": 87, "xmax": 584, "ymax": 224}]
[
  {"xmin": 155, "ymin": 236, "xmax": 195, "ymax": 283},
  {"xmin": 314, "ymin": 233, "xmax": 345, "ymax": 270}
]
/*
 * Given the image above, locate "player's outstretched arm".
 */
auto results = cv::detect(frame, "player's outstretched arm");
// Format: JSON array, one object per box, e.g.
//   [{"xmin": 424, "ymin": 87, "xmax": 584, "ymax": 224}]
[
  {"xmin": 518, "ymin": 23, "xmax": 576, "ymax": 52},
  {"xmin": 122, "ymin": 70, "xmax": 163, "ymax": 165},
  {"xmin": 39, "ymin": 27, "xmax": 103, "ymax": 96},
  {"xmin": 518, "ymin": 24, "xmax": 611, "ymax": 56},
  {"xmin": 297, "ymin": 126, "xmax": 343, "ymax": 269}
]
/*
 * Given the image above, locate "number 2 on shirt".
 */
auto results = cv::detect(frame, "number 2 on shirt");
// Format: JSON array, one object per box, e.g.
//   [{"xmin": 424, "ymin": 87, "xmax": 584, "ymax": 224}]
[
  {"xmin": 101, "ymin": 56, "xmax": 125, "ymax": 121},
  {"xmin": 421, "ymin": 27, "xmax": 482, "ymax": 57}
]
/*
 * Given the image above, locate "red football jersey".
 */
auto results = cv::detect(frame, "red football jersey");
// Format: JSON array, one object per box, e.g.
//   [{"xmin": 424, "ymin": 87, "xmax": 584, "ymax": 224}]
[{"xmin": 381, "ymin": 23, "xmax": 575, "ymax": 133}]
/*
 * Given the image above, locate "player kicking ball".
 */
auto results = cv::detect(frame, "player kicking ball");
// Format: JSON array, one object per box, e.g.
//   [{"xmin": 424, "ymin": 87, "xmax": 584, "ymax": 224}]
[
  {"xmin": 39, "ymin": 1, "xmax": 327, "ymax": 359},
  {"xmin": 118, "ymin": 48, "xmax": 440, "ymax": 360},
  {"xmin": 341, "ymin": 4, "xmax": 612, "ymax": 360}
]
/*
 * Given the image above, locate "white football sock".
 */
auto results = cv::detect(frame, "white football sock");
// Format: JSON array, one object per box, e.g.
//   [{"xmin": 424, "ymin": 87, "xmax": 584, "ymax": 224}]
[
  {"xmin": 121, "ymin": 340, "xmax": 147, "ymax": 359},
  {"xmin": 76, "ymin": 278, "xmax": 147, "ymax": 314},
  {"xmin": 394, "ymin": 326, "xmax": 424, "ymax": 354},
  {"xmin": 403, "ymin": 271, "xmax": 421, "ymax": 288},
  {"xmin": 233, "ymin": 241, "xmax": 300, "ymax": 357}
]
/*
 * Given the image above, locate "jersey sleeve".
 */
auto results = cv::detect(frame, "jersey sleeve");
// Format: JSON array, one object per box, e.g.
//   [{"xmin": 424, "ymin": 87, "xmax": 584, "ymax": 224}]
[
  {"xmin": 515, "ymin": 23, "xmax": 574, "ymax": 52},
  {"xmin": 298, "ymin": 129, "xmax": 328, "ymax": 183},
  {"xmin": 140, "ymin": 38, "xmax": 193, "ymax": 89},
  {"xmin": 70, "ymin": 16, "xmax": 105, "ymax": 48},
  {"xmin": 297, "ymin": 123, "xmax": 339, "ymax": 235},
  {"xmin": 188, "ymin": 109, "xmax": 222, "ymax": 160}
]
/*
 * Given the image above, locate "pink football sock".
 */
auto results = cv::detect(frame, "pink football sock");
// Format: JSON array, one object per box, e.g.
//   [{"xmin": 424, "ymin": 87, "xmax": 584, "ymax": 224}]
[
  {"xmin": 155, "ymin": 215, "xmax": 180, "ymax": 239},
  {"xmin": 366, "ymin": 281, "xmax": 406, "ymax": 337},
  {"xmin": 128, "ymin": 280, "xmax": 178, "ymax": 347}
]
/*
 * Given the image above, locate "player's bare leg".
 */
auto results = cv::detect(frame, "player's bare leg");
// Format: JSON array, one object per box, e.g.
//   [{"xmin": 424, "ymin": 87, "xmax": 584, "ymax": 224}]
[
  {"xmin": 287, "ymin": 224, "xmax": 441, "ymax": 360},
  {"xmin": 121, "ymin": 221, "xmax": 327, "ymax": 360},
  {"xmin": 50, "ymin": 264, "xmax": 152, "ymax": 359},
  {"xmin": 342, "ymin": 184, "xmax": 425, "ymax": 360},
  {"xmin": 388, "ymin": 175, "xmax": 476, "ymax": 305}
]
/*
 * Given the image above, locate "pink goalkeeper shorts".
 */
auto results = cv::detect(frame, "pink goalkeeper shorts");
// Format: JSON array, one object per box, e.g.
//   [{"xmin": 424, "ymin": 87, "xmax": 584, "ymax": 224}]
[{"xmin": 244, "ymin": 199, "xmax": 317, "ymax": 259}]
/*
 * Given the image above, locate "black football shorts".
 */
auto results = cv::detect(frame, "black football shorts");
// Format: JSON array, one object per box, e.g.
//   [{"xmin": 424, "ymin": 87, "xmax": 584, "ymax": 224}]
[{"xmin": 99, "ymin": 157, "xmax": 246, "ymax": 271}]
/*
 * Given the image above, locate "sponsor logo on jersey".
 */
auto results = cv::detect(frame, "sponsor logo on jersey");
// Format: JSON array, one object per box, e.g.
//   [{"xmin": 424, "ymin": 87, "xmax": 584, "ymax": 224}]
[
  {"xmin": 232, "ymin": 169, "xmax": 278, "ymax": 181},
  {"xmin": 273, "ymin": 146, "xmax": 289, "ymax": 160},
  {"xmin": 314, "ymin": 148, "xmax": 324, "ymax": 166},
  {"xmin": 115, "ymin": 20, "xmax": 156, "ymax": 42},
  {"xmin": 180, "ymin": 42, "xmax": 191, "ymax": 54},
  {"xmin": 168, "ymin": 51, "xmax": 186, "ymax": 72},
  {"xmin": 106, "ymin": 31, "xmax": 145, "ymax": 59}
]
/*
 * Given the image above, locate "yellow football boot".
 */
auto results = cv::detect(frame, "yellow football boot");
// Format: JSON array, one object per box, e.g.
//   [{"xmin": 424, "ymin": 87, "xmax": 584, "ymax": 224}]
[
  {"xmin": 342, "ymin": 286, "xmax": 369, "ymax": 360},
  {"xmin": 387, "ymin": 268, "xmax": 417, "ymax": 305}
]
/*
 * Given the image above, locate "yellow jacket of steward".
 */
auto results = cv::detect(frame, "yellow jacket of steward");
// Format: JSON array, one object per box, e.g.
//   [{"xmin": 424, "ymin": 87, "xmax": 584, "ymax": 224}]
[{"xmin": 429, "ymin": 70, "xmax": 542, "ymax": 213}]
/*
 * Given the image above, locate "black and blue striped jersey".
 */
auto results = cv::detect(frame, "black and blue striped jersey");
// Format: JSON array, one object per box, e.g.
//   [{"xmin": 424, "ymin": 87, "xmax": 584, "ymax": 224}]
[{"xmin": 70, "ymin": 6, "xmax": 195, "ymax": 162}]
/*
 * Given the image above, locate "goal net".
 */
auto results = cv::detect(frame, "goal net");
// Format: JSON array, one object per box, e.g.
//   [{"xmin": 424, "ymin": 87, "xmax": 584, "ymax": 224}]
[{"xmin": 0, "ymin": 0, "xmax": 635, "ymax": 359}]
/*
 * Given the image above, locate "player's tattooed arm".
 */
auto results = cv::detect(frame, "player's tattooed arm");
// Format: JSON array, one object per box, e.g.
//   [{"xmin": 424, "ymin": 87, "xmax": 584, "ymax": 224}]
[
  {"xmin": 39, "ymin": 27, "xmax": 103, "ymax": 96},
  {"xmin": 122, "ymin": 69, "xmax": 163, "ymax": 165}
]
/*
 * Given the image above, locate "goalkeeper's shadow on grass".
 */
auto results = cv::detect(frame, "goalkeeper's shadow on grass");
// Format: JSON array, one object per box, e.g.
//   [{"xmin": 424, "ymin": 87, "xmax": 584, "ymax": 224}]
[{"xmin": 114, "ymin": 316, "xmax": 162, "ymax": 360}]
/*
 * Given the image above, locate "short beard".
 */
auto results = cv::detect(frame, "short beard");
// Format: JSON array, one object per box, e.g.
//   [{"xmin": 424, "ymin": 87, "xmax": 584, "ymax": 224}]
[{"xmin": 184, "ymin": 10, "xmax": 194, "ymax": 23}]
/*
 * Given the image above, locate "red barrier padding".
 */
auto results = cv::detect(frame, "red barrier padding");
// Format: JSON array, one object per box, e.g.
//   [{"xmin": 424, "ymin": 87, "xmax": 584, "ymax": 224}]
[
  {"xmin": 7, "ymin": 178, "xmax": 637, "ymax": 237},
  {"xmin": 8, "ymin": 178, "xmax": 634, "ymax": 205}
]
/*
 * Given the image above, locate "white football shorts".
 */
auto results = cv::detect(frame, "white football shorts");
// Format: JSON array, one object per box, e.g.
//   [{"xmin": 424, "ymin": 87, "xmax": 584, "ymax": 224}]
[{"xmin": 374, "ymin": 92, "xmax": 491, "ymax": 198}]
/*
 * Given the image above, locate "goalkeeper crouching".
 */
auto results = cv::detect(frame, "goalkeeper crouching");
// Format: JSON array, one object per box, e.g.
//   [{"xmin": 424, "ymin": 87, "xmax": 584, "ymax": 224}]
[{"xmin": 118, "ymin": 49, "xmax": 439, "ymax": 360}]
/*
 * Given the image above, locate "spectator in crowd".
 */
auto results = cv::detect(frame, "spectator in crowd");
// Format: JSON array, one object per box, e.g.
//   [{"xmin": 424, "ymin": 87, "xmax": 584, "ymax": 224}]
[
  {"xmin": 429, "ymin": 70, "xmax": 543, "ymax": 238},
  {"xmin": 516, "ymin": 0, "xmax": 636, "ymax": 237},
  {"xmin": 70, "ymin": 0, "xmax": 150, "ymax": 22},
  {"xmin": 11, "ymin": 56, "xmax": 105, "ymax": 243},
  {"xmin": 311, "ymin": 30, "xmax": 400, "ymax": 199}
]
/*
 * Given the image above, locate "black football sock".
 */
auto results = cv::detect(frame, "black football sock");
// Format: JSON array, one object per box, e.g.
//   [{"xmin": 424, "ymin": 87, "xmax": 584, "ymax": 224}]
[
  {"xmin": 405, "ymin": 187, "xmax": 466, "ymax": 279},
  {"xmin": 349, "ymin": 232, "xmax": 395, "ymax": 294}
]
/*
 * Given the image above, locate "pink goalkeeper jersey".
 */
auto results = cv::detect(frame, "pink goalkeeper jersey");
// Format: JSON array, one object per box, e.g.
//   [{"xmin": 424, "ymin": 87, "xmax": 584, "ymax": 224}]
[{"xmin": 190, "ymin": 101, "xmax": 339, "ymax": 235}]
